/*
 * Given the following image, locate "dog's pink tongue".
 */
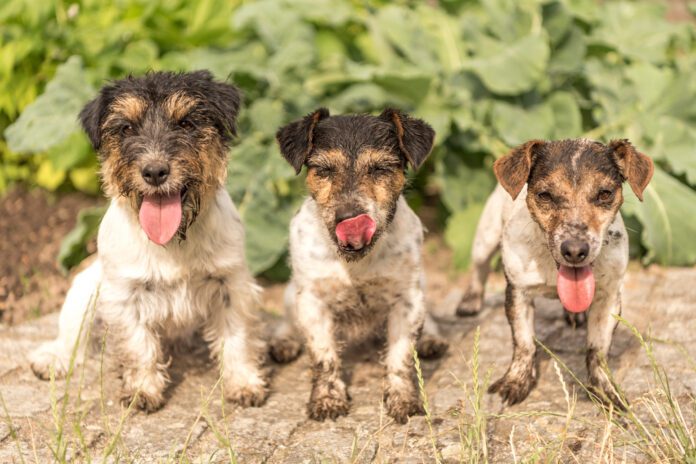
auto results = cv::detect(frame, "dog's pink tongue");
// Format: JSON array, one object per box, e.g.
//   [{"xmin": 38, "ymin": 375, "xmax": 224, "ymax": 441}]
[
  {"xmin": 335, "ymin": 214, "xmax": 376, "ymax": 249},
  {"xmin": 138, "ymin": 193, "xmax": 182, "ymax": 245},
  {"xmin": 557, "ymin": 265, "xmax": 595, "ymax": 313}
]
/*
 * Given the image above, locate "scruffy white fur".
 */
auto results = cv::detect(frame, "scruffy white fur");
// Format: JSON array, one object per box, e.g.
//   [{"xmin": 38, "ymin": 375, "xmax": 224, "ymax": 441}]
[
  {"xmin": 272, "ymin": 196, "xmax": 445, "ymax": 422},
  {"xmin": 463, "ymin": 184, "xmax": 628, "ymax": 404},
  {"xmin": 29, "ymin": 187, "xmax": 267, "ymax": 410}
]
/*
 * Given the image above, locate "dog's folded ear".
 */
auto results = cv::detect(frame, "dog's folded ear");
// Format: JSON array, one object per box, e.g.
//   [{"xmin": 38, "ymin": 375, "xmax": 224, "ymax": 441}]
[
  {"xmin": 380, "ymin": 108, "xmax": 435, "ymax": 170},
  {"xmin": 608, "ymin": 139, "xmax": 654, "ymax": 201},
  {"xmin": 494, "ymin": 140, "xmax": 545, "ymax": 200},
  {"xmin": 79, "ymin": 85, "xmax": 118, "ymax": 152},
  {"xmin": 204, "ymin": 77, "xmax": 242, "ymax": 141},
  {"xmin": 276, "ymin": 108, "xmax": 330, "ymax": 174}
]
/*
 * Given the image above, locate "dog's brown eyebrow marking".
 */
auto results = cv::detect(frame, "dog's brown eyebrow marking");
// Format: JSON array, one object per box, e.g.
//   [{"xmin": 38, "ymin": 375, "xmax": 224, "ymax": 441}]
[
  {"xmin": 105, "ymin": 95, "xmax": 146, "ymax": 124},
  {"xmin": 309, "ymin": 149, "xmax": 347, "ymax": 167},
  {"xmin": 355, "ymin": 148, "xmax": 401, "ymax": 170},
  {"xmin": 164, "ymin": 91, "xmax": 199, "ymax": 120}
]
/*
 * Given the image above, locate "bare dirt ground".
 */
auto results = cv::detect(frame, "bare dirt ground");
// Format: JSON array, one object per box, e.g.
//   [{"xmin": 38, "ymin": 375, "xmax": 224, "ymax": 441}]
[
  {"xmin": 0, "ymin": 187, "xmax": 102, "ymax": 325},
  {"xmin": 1, "ymin": 187, "xmax": 695, "ymax": 461}
]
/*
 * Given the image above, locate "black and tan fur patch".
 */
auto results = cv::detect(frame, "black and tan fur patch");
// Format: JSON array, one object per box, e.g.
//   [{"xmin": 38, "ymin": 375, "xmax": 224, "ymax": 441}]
[{"xmin": 277, "ymin": 108, "xmax": 434, "ymax": 261}]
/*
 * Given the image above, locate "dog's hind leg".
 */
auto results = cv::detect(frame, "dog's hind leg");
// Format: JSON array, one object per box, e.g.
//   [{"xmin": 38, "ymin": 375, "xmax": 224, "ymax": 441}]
[
  {"xmin": 457, "ymin": 187, "xmax": 505, "ymax": 317},
  {"xmin": 586, "ymin": 288, "xmax": 626, "ymax": 409},
  {"xmin": 269, "ymin": 281, "xmax": 303, "ymax": 363},
  {"xmin": 488, "ymin": 283, "xmax": 537, "ymax": 406},
  {"xmin": 29, "ymin": 260, "xmax": 101, "ymax": 380}
]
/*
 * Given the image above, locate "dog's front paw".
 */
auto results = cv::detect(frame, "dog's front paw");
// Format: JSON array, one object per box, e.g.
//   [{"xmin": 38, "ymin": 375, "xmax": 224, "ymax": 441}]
[
  {"xmin": 226, "ymin": 383, "xmax": 269, "ymax": 407},
  {"xmin": 29, "ymin": 342, "xmax": 70, "ymax": 380},
  {"xmin": 121, "ymin": 367, "xmax": 168, "ymax": 413},
  {"xmin": 308, "ymin": 382, "xmax": 350, "ymax": 421},
  {"xmin": 489, "ymin": 368, "xmax": 536, "ymax": 406},
  {"xmin": 456, "ymin": 292, "xmax": 483, "ymax": 317},
  {"xmin": 269, "ymin": 336, "xmax": 303, "ymax": 364},
  {"xmin": 384, "ymin": 387, "xmax": 424, "ymax": 424},
  {"xmin": 588, "ymin": 372, "xmax": 627, "ymax": 410},
  {"xmin": 416, "ymin": 334, "xmax": 449, "ymax": 359},
  {"xmin": 120, "ymin": 389, "xmax": 166, "ymax": 413}
]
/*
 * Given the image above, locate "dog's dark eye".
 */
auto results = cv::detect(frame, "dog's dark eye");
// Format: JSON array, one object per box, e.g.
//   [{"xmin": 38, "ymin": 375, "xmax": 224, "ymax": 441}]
[
  {"xmin": 596, "ymin": 189, "xmax": 614, "ymax": 202},
  {"xmin": 312, "ymin": 166, "xmax": 333, "ymax": 178},
  {"xmin": 178, "ymin": 119, "xmax": 195, "ymax": 131},
  {"xmin": 120, "ymin": 123, "xmax": 134, "ymax": 137},
  {"xmin": 536, "ymin": 191, "xmax": 553, "ymax": 202}
]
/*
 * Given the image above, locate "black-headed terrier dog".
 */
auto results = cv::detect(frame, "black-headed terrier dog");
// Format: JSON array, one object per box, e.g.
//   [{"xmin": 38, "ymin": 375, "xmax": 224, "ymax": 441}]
[
  {"xmin": 30, "ymin": 71, "xmax": 268, "ymax": 411},
  {"xmin": 270, "ymin": 108, "xmax": 448, "ymax": 423}
]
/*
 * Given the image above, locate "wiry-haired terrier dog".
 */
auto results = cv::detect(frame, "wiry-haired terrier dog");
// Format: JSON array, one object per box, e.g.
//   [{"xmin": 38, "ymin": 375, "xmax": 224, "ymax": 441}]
[
  {"xmin": 29, "ymin": 71, "xmax": 268, "ymax": 411},
  {"xmin": 270, "ymin": 108, "xmax": 448, "ymax": 423},
  {"xmin": 457, "ymin": 138, "xmax": 653, "ymax": 408}
]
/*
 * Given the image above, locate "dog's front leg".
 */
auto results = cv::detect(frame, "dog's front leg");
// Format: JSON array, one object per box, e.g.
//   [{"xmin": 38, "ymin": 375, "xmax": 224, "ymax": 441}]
[
  {"xmin": 205, "ymin": 279, "xmax": 268, "ymax": 407},
  {"xmin": 117, "ymin": 321, "xmax": 169, "ymax": 412},
  {"xmin": 489, "ymin": 283, "xmax": 537, "ymax": 405},
  {"xmin": 384, "ymin": 287, "xmax": 426, "ymax": 424},
  {"xmin": 586, "ymin": 288, "xmax": 625, "ymax": 409},
  {"xmin": 30, "ymin": 261, "xmax": 101, "ymax": 380},
  {"xmin": 296, "ymin": 287, "xmax": 349, "ymax": 421}
]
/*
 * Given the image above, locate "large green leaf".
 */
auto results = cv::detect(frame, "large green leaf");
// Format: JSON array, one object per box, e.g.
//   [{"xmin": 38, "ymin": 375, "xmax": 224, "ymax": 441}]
[
  {"xmin": 435, "ymin": 153, "xmax": 495, "ymax": 213},
  {"xmin": 375, "ymin": 5, "xmax": 441, "ymax": 72},
  {"xmin": 622, "ymin": 168, "xmax": 696, "ymax": 266},
  {"xmin": 491, "ymin": 101, "xmax": 553, "ymax": 146},
  {"xmin": 589, "ymin": 2, "xmax": 677, "ymax": 64},
  {"xmin": 465, "ymin": 34, "xmax": 549, "ymax": 95},
  {"xmin": 444, "ymin": 203, "xmax": 485, "ymax": 269},
  {"xmin": 644, "ymin": 116, "xmax": 696, "ymax": 186},
  {"xmin": 5, "ymin": 56, "xmax": 95, "ymax": 153},
  {"xmin": 58, "ymin": 206, "xmax": 106, "ymax": 272}
]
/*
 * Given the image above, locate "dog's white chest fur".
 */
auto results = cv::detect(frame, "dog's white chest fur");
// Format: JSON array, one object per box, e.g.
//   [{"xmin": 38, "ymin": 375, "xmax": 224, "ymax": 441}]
[
  {"xmin": 289, "ymin": 196, "xmax": 423, "ymax": 337},
  {"xmin": 94, "ymin": 188, "xmax": 248, "ymax": 334}
]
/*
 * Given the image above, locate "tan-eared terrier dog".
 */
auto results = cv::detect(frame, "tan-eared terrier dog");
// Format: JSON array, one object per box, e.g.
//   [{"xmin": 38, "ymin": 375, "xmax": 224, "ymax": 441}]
[{"xmin": 457, "ymin": 139, "xmax": 653, "ymax": 409}]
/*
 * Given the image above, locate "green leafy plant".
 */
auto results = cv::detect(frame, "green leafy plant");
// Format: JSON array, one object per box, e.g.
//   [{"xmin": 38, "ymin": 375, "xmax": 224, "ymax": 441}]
[{"xmin": 2, "ymin": 0, "xmax": 695, "ymax": 274}]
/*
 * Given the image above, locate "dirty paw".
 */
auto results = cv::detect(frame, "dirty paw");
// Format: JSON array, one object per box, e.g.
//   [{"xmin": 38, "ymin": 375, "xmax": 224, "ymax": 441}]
[
  {"xmin": 269, "ymin": 336, "xmax": 303, "ymax": 364},
  {"xmin": 226, "ymin": 383, "xmax": 269, "ymax": 407},
  {"xmin": 384, "ymin": 388, "xmax": 424, "ymax": 424},
  {"xmin": 120, "ymin": 390, "xmax": 165, "ymax": 413},
  {"xmin": 29, "ymin": 354, "xmax": 68, "ymax": 381},
  {"xmin": 488, "ymin": 371, "xmax": 536, "ymax": 406},
  {"xmin": 456, "ymin": 292, "xmax": 483, "ymax": 317},
  {"xmin": 416, "ymin": 334, "xmax": 449, "ymax": 359},
  {"xmin": 308, "ymin": 385, "xmax": 350, "ymax": 421},
  {"xmin": 588, "ymin": 378, "xmax": 627, "ymax": 411}
]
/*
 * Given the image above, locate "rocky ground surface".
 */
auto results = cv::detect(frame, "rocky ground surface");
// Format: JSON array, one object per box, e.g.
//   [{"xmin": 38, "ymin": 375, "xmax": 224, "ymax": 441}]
[{"xmin": 1, "ymin": 258, "xmax": 695, "ymax": 462}]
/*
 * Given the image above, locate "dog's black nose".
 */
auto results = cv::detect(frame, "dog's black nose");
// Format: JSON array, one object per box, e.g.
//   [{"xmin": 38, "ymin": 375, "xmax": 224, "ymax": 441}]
[
  {"xmin": 561, "ymin": 239, "xmax": 590, "ymax": 264},
  {"xmin": 141, "ymin": 162, "xmax": 170, "ymax": 187}
]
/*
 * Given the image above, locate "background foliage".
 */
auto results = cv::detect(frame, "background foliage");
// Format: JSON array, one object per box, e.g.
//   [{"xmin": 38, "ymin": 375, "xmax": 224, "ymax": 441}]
[{"xmin": 2, "ymin": 0, "xmax": 696, "ymax": 275}]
